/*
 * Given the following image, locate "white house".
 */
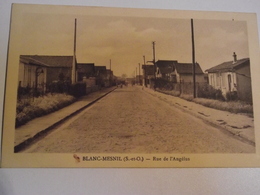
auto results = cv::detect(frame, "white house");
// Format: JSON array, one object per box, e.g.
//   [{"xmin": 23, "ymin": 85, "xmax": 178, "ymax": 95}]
[{"xmin": 206, "ymin": 52, "xmax": 252, "ymax": 102}]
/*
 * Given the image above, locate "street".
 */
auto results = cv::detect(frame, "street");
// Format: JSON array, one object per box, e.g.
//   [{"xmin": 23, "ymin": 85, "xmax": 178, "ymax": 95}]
[{"xmin": 23, "ymin": 85, "xmax": 255, "ymax": 153}]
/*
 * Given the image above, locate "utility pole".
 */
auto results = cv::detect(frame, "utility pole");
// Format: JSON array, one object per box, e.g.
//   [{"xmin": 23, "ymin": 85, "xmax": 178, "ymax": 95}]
[
  {"xmin": 138, "ymin": 63, "xmax": 141, "ymax": 85},
  {"xmin": 143, "ymin": 55, "xmax": 146, "ymax": 87},
  {"xmin": 152, "ymin": 41, "xmax": 156, "ymax": 89},
  {"xmin": 109, "ymin": 59, "xmax": 112, "ymax": 86},
  {"xmin": 135, "ymin": 67, "xmax": 137, "ymax": 84},
  {"xmin": 72, "ymin": 18, "xmax": 77, "ymax": 84},
  {"xmin": 191, "ymin": 19, "xmax": 196, "ymax": 98}
]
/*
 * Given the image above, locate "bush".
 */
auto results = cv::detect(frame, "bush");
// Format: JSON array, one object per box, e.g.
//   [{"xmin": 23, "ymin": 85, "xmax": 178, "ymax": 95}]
[
  {"xmin": 226, "ymin": 91, "xmax": 238, "ymax": 101},
  {"xmin": 197, "ymin": 84, "xmax": 225, "ymax": 101},
  {"xmin": 180, "ymin": 94, "xmax": 194, "ymax": 101},
  {"xmin": 49, "ymin": 81, "xmax": 70, "ymax": 94},
  {"xmin": 155, "ymin": 78, "xmax": 170, "ymax": 89},
  {"xmin": 16, "ymin": 93, "xmax": 76, "ymax": 127},
  {"xmin": 193, "ymin": 98, "xmax": 253, "ymax": 114},
  {"xmin": 69, "ymin": 82, "xmax": 86, "ymax": 97}
]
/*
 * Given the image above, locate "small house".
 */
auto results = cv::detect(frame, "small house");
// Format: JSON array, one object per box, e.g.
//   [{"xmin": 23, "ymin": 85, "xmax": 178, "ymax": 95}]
[
  {"xmin": 156, "ymin": 60, "xmax": 205, "ymax": 83},
  {"xmin": 19, "ymin": 55, "xmax": 74, "ymax": 92},
  {"xmin": 142, "ymin": 65, "xmax": 155, "ymax": 86},
  {"xmin": 206, "ymin": 52, "xmax": 252, "ymax": 102},
  {"xmin": 95, "ymin": 66, "xmax": 108, "ymax": 87},
  {"xmin": 77, "ymin": 63, "xmax": 95, "ymax": 81}
]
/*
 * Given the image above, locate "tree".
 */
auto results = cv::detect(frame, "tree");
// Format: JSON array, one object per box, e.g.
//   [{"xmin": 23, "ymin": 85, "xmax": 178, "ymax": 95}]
[{"xmin": 121, "ymin": 74, "xmax": 127, "ymax": 79}]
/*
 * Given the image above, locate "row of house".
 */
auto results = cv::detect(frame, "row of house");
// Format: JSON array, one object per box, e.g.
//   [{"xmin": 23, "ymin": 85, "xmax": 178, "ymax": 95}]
[
  {"xmin": 18, "ymin": 55, "xmax": 115, "ymax": 93},
  {"xmin": 142, "ymin": 60, "xmax": 206, "ymax": 86},
  {"xmin": 142, "ymin": 52, "xmax": 252, "ymax": 102}
]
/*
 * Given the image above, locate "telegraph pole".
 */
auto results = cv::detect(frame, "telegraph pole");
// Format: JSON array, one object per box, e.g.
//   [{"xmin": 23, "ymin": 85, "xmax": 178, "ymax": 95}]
[
  {"xmin": 143, "ymin": 55, "xmax": 146, "ymax": 87},
  {"xmin": 109, "ymin": 59, "xmax": 112, "ymax": 86},
  {"xmin": 152, "ymin": 41, "xmax": 156, "ymax": 77},
  {"xmin": 152, "ymin": 41, "xmax": 156, "ymax": 89},
  {"xmin": 135, "ymin": 67, "xmax": 137, "ymax": 84},
  {"xmin": 72, "ymin": 18, "xmax": 77, "ymax": 84},
  {"xmin": 191, "ymin": 19, "xmax": 196, "ymax": 98},
  {"xmin": 139, "ymin": 63, "xmax": 141, "ymax": 85}
]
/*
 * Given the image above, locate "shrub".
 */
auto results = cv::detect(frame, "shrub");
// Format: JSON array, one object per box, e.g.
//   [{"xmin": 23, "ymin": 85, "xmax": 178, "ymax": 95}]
[
  {"xmin": 49, "ymin": 81, "xmax": 70, "ymax": 94},
  {"xmin": 226, "ymin": 91, "xmax": 238, "ymax": 101},
  {"xmin": 16, "ymin": 93, "xmax": 76, "ymax": 127},
  {"xmin": 154, "ymin": 78, "xmax": 169, "ymax": 89},
  {"xmin": 69, "ymin": 82, "xmax": 86, "ymax": 97},
  {"xmin": 193, "ymin": 98, "xmax": 253, "ymax": 114},
  {"xmin": 180, "ymin": 94, "xmax": 194, "ymax": 101},
  {"xmin": 197, "ymin": 84, "xmax": 225, "ymax": 101}
]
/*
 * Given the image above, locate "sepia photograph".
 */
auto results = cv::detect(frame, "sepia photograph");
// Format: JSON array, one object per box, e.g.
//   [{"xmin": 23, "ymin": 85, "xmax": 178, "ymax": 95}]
[{"xmin": 1, "ymin": 4, "xmax": 260, "ymax": 167}]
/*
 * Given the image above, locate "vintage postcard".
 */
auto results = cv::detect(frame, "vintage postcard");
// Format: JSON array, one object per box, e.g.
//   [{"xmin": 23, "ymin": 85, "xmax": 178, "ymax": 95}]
[{"xmin": 1, "ymin": 4, "xmax": 260, "ymax": 167}]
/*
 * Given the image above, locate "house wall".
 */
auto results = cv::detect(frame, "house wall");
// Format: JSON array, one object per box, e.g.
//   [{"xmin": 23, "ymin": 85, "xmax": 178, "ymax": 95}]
[
  {"xmin": 18, "ymin": 62, "xmax": 46, "ymax": 89},
  {"xmin": 83, "ymin": 77, "xmax": 96, "ymax": 87},
  {"xmin": 179, "ymin": 74, "xmax": 205, "ymax": 83},
  {"xmin": 208, "ymin": 72, "xmax": 237, "ymax": 95},
  {"xmin": 46, "ymin": 67, "xmax": 71, "ymax": 84},
  {"xmin": 208, "ymin": 65, "xmax": 252, "ymax": 103},
  {"xmin": 236, "ymin": 65, "xmax": 252, "ymax": 102},
  {"xmin": 18, "ymin": 62, "xmax": 25, "ymax": 86}
]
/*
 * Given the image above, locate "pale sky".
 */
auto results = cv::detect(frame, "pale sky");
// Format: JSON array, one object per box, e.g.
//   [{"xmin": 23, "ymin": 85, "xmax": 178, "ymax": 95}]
[{"xmin": 16, "ymin": 8, "xmax": 249, "ymax": 77}]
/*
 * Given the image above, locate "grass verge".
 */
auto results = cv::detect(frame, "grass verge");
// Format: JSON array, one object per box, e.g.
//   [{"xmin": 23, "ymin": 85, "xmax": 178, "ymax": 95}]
[
  {"xmin": 158, "ymin": 89, "xmax": 253, "ymax": 115},
  {"xmin": 193, "ymin": 98, "xmax": 253, "ymax": 115},
  {"xmin": 16, "ymin": 93, "xmax": 76, "ymax": 127}
]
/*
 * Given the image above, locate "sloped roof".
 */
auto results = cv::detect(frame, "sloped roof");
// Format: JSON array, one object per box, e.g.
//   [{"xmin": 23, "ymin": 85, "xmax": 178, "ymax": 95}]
[
  {"xmin": 107, "ymin": 69, "xmax": 113, "ymax": 75},
  {"xmin": 206, "ymin": 58, "xmax": 249, "ymax": 73},
  {"xmin": 95, "ymin": 66, "xmax": 107, "ymax": 76},
  {"xmin": 156, "ymin": 60, "xmax": 204, "ymax": 74},
  {"xmin": 77, "ymin": 63, "xmax": 95, "ymax": 73},
  {"xmin": 95, "ymin": 66, "xmax": 107, "ymax": 71},
  {"xmin": 20, "ymin": 55, "xmax": 74, "ymax": 68},
  {"xmin": 175, "ymin": 63, "xmax": 203, "ymax": 74},
  {"xmin": 142, "ymin": 65, "xmax": 155, "ymax": 76},
  {"xmin": 156, "ymin": 60, "xmax": 177, "ymax": 74}
]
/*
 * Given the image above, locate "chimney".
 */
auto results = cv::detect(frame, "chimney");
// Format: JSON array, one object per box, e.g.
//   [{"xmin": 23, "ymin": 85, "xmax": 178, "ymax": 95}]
[{"xmin": 233, "ymin": 52, "xmax": 237, "ymax": 63}]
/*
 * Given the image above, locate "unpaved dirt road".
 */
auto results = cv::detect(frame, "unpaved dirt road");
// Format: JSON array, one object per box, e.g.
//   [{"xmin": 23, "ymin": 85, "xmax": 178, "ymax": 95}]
[{"xmin": 23, "ymin": 86, "xmax": 255, "ymax": 153}]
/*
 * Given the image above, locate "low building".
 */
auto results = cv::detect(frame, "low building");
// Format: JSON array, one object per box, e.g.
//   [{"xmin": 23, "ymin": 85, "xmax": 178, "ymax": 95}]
[
  {"xmin": 156, "ymin": 60, "xmax": 205, "ymax": 83},
  {"xmin": 77, "ymin": 63, "xmax": 95, "ymax": 81},
  {"xmin": 95, "ymin": 66, "xmax": 108, "ymax": 87},
  {"xmin": 142, "ymin": 65, "xmax": 155, "ymax": 86},
  {"xmin": 77, "ymin": 63, "xmax": 97, "ymax": 89},
  {"xmin": 19, "ymin": 55, "xmax": 74, "ymax": 92},
  {"xmin": 206, "ymin": 52, "xmax": 252, "ymax": 102}
]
